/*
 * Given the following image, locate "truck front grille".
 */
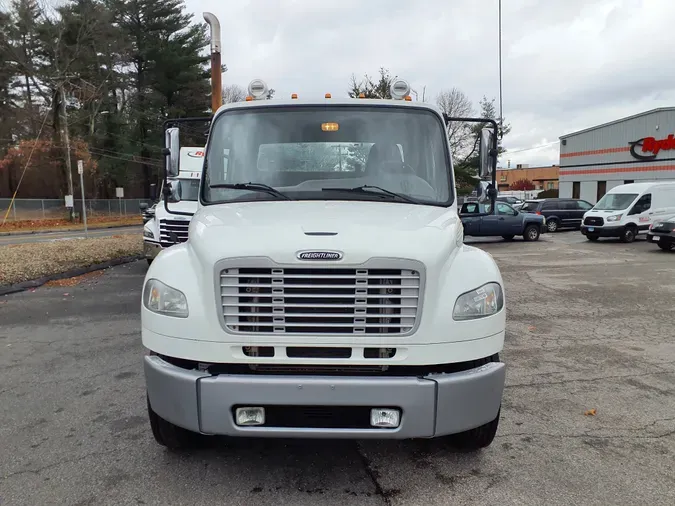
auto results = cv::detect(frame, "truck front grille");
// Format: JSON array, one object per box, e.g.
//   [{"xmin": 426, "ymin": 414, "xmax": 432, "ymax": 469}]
[
  {"xmin": 584, "ymin": 217, "xmax": 604, "ymax": 226},
  {"xmin": 219, "ymin": 265, "xmax": 421, "ymax": 335},
  {"xmin": 159, "ymin": 218, "xmax": 190, "ymax": 247}
]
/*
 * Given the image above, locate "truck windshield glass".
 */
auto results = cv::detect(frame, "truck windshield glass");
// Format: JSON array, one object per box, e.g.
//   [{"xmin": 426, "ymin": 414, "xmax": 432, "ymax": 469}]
[
  {"xmin": 202, "ymin": 105, "xmax": 452, "ymax": 206},
  {"xmin": 176, "ymin": 179, "xmax": 200, "ymax": 201},
  {"xmin": 594, "ymin": 193, "xmax": 638, "ymax": 211}
]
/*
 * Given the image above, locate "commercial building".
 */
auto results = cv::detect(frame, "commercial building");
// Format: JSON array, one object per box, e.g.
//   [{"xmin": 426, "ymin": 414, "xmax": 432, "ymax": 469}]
[
  {"xmin": 559, "ymin": 107, "xmax": 675, "ymax": 204},
  {"xmin": 496, "ymin": 164, "xmax": 559, "ymax": 192}
]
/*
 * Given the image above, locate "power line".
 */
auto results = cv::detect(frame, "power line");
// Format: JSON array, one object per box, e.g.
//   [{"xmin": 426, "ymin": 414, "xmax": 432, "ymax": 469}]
[{"xmin": 504, "ymin": 140, "xmax": 560, "ymax": 154}]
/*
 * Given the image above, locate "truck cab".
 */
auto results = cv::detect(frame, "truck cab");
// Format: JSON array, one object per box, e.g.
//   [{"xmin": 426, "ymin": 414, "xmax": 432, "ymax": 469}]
[
  {"xmin": 143, "ymin": 147, "xmax": 204, "ymax": 263},
  {"xmin": 142, "ymin": 79, "xmax": 507, "ymax": 452}
]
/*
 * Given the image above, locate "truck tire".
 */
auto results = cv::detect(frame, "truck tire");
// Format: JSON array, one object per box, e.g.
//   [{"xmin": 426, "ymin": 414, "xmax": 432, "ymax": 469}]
[
  {"xmin": 147, "ymin": 396, "xmax": 198, "ymax": 451},
  {"xmin": 621, "ymin": 225, "xmax": 637, "ymax": 243},
  {"xmin": 523, "ymin": 224, "xmax": 540, "ymax": 241},
  {"xmin": 447, "ymin": 354, "xmax": 501, "ymax": 451}
]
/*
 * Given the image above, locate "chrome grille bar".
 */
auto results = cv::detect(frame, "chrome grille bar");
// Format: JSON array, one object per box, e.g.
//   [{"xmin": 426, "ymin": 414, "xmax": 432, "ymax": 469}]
[{"xmin": 219, "ymin": 265, "xmax": 421, "ymax": 335}]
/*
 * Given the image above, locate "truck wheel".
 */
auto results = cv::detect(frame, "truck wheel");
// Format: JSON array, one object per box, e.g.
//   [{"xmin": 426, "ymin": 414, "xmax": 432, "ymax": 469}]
[
  {"xmin": 449, "ymin": 408, "xmax": 501, "ymax": 452},
  {"xmin": 621, "ymin": 226, "xmax": 637, "ymax": 243},
  {"xmin": 546, "ymin": 219, "xmax": 559, "ymax": 232},
  {"xmin": 147, "ymin": 396, "xmax": 198, "ymax": 451},
  {"xmin": 658, "ymin": 240, "xmax": 674, "ymax": 251},
  {"xmin": 523, "ymin": 224, "xmax": 540, "ymax": 241}
]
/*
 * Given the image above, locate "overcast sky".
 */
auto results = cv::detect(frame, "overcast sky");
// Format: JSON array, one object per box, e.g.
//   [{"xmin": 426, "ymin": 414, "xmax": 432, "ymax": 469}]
[{"xmin": 185, "ymin": 0, "xmax": 675, "ymax": 168}]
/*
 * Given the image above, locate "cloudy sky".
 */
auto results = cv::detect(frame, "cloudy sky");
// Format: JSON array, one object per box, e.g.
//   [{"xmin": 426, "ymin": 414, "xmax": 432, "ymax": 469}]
[{"xmin": 185, "ymin": 0, "xmax": 675, "ymax": 168}]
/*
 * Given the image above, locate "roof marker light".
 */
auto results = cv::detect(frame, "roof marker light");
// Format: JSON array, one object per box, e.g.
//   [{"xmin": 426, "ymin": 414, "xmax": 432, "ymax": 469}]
[
  {"xmin": 404, "ymin": 95, "xmax": 412, "ymax": 101},
  {"xmin": 390, "ymin": 79, "xmax": 411, "ymax": 100},
  {"xmin": 291, "ymin": 93, "xmax": 298, "ymax": 99},
  {"xmin": 248, "ymin": 79, "xmax": 268, "ymax": 100},
  {"xmin": 245, "ymin": 96, "xmax": 253, "ymax": 101},
  {"xmin": 325, "ymin": 93, "xmax": 331, "ymax": 99},
  {"xmin": 359, "ymin": 92, "xmax": 365, "ymax": 98}
]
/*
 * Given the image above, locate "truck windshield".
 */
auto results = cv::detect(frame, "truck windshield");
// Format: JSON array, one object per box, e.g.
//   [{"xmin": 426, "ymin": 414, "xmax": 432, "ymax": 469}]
[
  {"xmin": 594, "ymin": 193, "xmax": 638, "ymax": 210},
  {"xmin": 202, "ymin": 105, "xmax": 452, "ymax": 206},
  {"xmin": 176, "ymin": 178, "xmax": 200, "ymax": 201}
]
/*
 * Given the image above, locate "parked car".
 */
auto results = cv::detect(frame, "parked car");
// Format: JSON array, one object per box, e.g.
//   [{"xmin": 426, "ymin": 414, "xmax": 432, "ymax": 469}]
[
  {"xmin": 646, "ymin": 216, "xmax": 675, "ymax": 251},
  {"xmin": 496, "ymin": 196, "xmax": 524, "ymax": 210},
  {"xmin": 581, "ymin": 181, "xmax": 675, "ymax": 243},
  {"xmin": 519, "ymin": 198, "xmax": 593, "ymax": 232},
  {"xmin": 459, "ymin": 201, "xmax": 546, "ymax": 241}
]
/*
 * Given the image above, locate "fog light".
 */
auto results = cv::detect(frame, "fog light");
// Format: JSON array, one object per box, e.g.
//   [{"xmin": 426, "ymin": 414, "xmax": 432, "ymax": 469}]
[
  {"xmin": 235, "ymin": 407, "xmax": 265, "ymax": 426},
  {"xmin": 370, "ymin": 408, "xmax": 400, "ymax": 428}
]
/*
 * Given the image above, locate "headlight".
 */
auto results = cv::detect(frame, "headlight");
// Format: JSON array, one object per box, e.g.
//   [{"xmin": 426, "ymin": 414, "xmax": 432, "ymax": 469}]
[
  {"xmin": 606, "ymin": 214, "xmax": 622, "ymax": 222},
  {"xmin": 453, "ymin": 282, "xmax": 504, "ymax": 321},
  {"xmin": 143, "ymin": 279, "xmax": 188, "ymax": 318},
  {"xmin": 649, "ymin": 220, "xmax": 661, "ymax": 230},
  {"xmin": 143, "ymin": 229, "xmax": 154, "ymax": 239}
]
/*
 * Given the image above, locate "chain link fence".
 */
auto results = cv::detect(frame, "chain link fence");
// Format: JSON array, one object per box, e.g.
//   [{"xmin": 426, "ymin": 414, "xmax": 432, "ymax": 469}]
[{"xmin": 0, "ymin": 198, "xmax": 153, "ymax": 222}]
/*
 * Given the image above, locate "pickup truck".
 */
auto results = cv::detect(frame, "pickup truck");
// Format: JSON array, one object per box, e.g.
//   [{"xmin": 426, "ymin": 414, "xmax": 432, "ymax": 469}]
[{"xmin": 460, "ymin": 201, "xmax": 546, "ymax": 241}]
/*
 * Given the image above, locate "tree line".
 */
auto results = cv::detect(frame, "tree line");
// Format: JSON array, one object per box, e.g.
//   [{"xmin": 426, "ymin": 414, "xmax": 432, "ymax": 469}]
[
  {"xmin": 1, "ymin": 0, "xmax": 212, "ymax": 199},
  {"xmin": 1, "ymin": 2, "xmax": 509, "ymax": 200}
]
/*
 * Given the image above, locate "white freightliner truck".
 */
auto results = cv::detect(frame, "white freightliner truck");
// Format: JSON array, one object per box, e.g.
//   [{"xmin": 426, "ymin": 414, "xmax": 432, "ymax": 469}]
[
  {"xmin": 142, "ymin": 76, "xmax": 506, "ymax": 452},
  {"xmin": 142, "ymin": 147, "xmax": 205, "ymax": 264}
]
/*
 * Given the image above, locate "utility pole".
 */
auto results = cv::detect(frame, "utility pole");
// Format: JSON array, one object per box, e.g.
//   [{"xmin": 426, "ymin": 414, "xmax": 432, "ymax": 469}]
[{"xmin": 58, "ymin": 83, "xmax": 75, "ymax": 221}]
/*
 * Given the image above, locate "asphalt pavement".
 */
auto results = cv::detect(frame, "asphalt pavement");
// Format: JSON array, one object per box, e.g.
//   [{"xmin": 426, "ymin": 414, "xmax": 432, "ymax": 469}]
[
  {"xmin": 1, "ymin": 230, "xmax": 674, "ymax": 506},
  {"xmin": 0, "ymin": 225, "xmax": 142, "ymax": 245}
]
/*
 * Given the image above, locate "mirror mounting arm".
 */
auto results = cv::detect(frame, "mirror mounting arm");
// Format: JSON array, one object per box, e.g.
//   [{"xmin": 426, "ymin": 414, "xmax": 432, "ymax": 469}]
[{"xmin": 443, "ymin": 114, "xmax": 499, "ymax": 215}]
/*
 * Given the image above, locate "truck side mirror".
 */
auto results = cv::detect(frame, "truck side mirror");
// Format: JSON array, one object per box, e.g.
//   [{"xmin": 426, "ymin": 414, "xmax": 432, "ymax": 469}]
[
  {"xmin": 139, "ymin": 202, "xmax": 149, "ymax": 211},
  {"xmin": 165, "ymin": 127, "xmax": 180, "ymax": 177},
  {"xmin": 167, "ymin": 180, "xmax": 182, "ymax": 203},
  {"xmin": 478, "ymin": 127, "xmax": 495, "ymax": 179}
]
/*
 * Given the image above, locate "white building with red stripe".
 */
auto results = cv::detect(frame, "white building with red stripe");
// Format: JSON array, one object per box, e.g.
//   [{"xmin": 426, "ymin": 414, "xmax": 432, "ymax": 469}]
[{"xmin": 559, "ymin": 107, "xmax": 675, "ymax": 204}]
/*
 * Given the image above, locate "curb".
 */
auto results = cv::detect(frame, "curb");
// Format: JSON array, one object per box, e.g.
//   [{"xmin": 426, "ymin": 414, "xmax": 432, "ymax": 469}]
[
  {"xmin": 0, "ymin": 223, "xmax": 142, "ymax": 237},
  {"xmin": 0, "ymin": 255, "xmax": 144, "ymax": 296}
]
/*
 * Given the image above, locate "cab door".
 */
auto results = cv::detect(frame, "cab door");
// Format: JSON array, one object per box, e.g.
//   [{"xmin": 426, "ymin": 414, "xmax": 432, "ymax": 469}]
[{"xmin": 628, "ymin": 193, "xmax": 652, "ymax": 232}]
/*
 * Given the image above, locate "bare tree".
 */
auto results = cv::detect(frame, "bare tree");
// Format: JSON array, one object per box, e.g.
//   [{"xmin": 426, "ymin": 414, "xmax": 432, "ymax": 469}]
[
  {"xmin": 436, "ymin": 88, "xmax": 474, "ymax": 160},
  {"xmin": 222, "ymin": 84, "xmax": 246, "ymax": 104}
]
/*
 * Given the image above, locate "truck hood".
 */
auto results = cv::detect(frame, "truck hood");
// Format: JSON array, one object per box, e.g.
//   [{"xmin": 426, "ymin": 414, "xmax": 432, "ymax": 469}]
[{"xmin": 188, "ymin": 200, "xmax": 462, "ymax": 267}]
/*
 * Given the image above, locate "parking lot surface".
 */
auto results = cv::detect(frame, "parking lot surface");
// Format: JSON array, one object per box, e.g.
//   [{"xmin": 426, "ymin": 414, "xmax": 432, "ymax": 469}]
[{"xmin": 1, "ymin": 232, "xmax": 674, "ymax": 506}]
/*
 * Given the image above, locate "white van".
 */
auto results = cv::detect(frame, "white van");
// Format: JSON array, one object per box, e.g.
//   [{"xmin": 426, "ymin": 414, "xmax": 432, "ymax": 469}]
[{"xmin": 581, "ymin": 181, "xmax": 675, "ymax": 242}]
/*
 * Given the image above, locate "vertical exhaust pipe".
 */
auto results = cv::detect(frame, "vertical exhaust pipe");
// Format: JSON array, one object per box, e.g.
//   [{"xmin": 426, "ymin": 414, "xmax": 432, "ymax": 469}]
[{"xmin": 203, "ymin": 12, "xmax": 222, "ymax": 113}]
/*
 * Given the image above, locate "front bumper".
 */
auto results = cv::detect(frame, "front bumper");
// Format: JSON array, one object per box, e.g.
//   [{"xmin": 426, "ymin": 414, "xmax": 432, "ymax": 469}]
[
  {"xmin": 144, "ymin": 354, "xmax": 506, "ymax": 439},
  {"xmin": 581, "ymin": 224, "xmax": 624, "ymax": 237},
  {"xmin": 648, "ymin": 231, "xmax": 675, "ymax": 244},
  {"xmin": 143, "ymin": 240, "xmax": 162, "ymax": 260}
]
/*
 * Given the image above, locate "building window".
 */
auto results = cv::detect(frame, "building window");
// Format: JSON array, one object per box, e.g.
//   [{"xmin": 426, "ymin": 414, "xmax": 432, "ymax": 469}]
[
  {"xmin": 572, "ymin": 182, "xmax": 580, "ymax": 199},
  {"xmin": 547, "ymin": 182, "xmax": 554, "ymax": 190},
  {"xmin": 597, "ymin": 181, "xmax": 607, "ymax": 201}
]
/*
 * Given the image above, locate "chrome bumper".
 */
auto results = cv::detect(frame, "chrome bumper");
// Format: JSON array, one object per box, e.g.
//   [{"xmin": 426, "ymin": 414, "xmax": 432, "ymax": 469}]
[{"xmin": 144, "ymin": 355, "xmax": 506, "ymax": 439}]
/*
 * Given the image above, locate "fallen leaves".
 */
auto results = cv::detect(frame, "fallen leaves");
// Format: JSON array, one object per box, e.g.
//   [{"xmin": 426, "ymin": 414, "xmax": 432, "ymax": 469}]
[
  {"xmin": 44, "ymin": 270, "xmax": 104, "ymax": 287},
  {"xmin": 584, "ymin": 409, "xmax": 597, "ymax": 416},
  {"xmin": 0, "ymin": 235, "xmax": 142, "ymax": 286},
  {"xmin": 0, "ymin": 215, "xmax": 141, "ymax": 233}
]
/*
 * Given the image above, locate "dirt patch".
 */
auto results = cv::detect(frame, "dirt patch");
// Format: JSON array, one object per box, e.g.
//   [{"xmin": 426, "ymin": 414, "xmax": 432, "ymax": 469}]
[
  {"xmin": 0, "ymin": 235, "xmax": 142, "ymax": 286},
  {"xmin": 0, "ymin": 215, "xmax": 141, "ymax": 233}
]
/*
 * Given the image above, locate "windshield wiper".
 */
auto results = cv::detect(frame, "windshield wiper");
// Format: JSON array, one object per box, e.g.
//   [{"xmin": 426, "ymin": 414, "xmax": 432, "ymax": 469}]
[
  {"xmin": 321, "ymin": 185, "xmax": 420, "ymax": 204},
  {"xmin": 209, "ymin": 182, "xmax": 293, "ymax": 200}
]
